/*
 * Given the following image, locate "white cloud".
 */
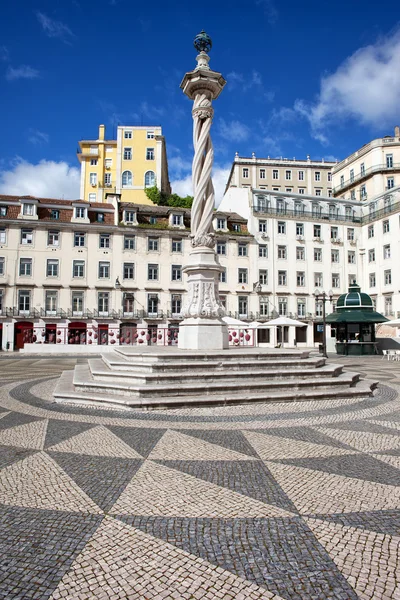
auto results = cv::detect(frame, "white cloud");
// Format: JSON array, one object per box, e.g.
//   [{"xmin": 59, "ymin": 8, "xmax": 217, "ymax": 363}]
[
  {"xmin": 28, "ymin": 129, "xmax": 49, "ymax": 145},
  {"xmin": 218, "ymin": 119, "xmax": 250, "ymax": 142},
  {"xmin": 171, "ymin": 165, "xmax": 231, "ymax": 206},
  {"xmin": 36, "ymin": 12, "xmax": 75, "ymax": 44},
  {"xmin": 227, "ymin": 70, "xmax": 264, "ymax": 92},
  {"xmin": 296, "ymin": 29, "xmax": 400, "ymax": 141},
  {"xmin": 6, "ymin": 65, "xmax": 39, "ymax": 81},
  {"xmin": 140, "ymin": 101, "xmax": 165, "ymax": 120},
  {"xmin": 255, "ymin": 0, "xmax": 278, "ymax": 24},
  {"xmin": 0, "ymin": 159, "xmax": 80, "ymax": 199},
  {"xmin": 0, "ymin": 46, "xmax": 9, "ymax": 61}
]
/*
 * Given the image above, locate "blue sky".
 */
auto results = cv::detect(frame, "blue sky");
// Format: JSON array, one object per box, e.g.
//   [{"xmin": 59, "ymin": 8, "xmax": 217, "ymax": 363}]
[{"xmin": 1, "ymin": 0, "xmax": 400, "ymax": 202}]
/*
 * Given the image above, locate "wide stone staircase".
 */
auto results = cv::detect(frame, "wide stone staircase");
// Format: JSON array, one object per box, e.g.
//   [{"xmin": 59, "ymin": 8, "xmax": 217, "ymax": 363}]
[{"xmin": 53, "ymin": 347, "xmax": 378, "ymax": 410}]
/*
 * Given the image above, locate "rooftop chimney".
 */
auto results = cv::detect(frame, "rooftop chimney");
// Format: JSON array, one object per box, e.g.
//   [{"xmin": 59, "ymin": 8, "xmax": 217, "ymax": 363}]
[
  {"xmin": 99, "ymin": 124, "xmax": 105, "ymax": 141},
  {"xmin": 395, "ymin": 126, "xmax": 400, "ymax": 137}
]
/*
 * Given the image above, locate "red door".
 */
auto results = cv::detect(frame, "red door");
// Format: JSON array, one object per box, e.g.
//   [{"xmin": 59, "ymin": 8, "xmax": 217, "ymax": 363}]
[{"xmin": 14, "ymin": 322, "xmax": 33, "ymax": 350}]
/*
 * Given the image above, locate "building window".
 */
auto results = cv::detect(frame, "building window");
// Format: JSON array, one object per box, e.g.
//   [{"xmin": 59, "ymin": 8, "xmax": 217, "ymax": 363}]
[
  {"xmin": 0, "ymin": 257, "xmax": 4, "ymax": 276},
  {"xmin": 368, "ymin": 249, "xmax": 375, "ymax": 263},
  {"xmin": 314, "ymin": 248, "xmax": 322, "ymax": 261},
  {"xmin": 259, "ymin": 169, "xmax": 266, "ymax": 179},
  {"xmin": 88, "ymin": 193, "xmax": 96, "ymax": 202},
  {"xmin": 360, "ymin": 185, "xmax": 367, "ymax": 199},
  {"xmin": 73, "ymin": 260, "xmax": 85, "ymax": 278},
  {"xmin": 340, "ymin": 175, "xmax": 344, "ymax": 187},
  {"xmin": 123, "ymin": 263, "xmax": 135, "ymax": 279},
  {"xmin": 384, "ymin": 196, "xmax": 392, "ymax": 213},
  {"xmin": 19, "ymin": 258, "xmax": 32, "ymax": 276},
  {"xmin": 124, "ymin": 210, "xmax": 136, "ymax": 223},
  {"xmin": 278, "ymin": 297, "xmax": 287, "ymax": 316},
  {"xmin": 122, "ymin": 171, "xmax": 132, "ymax": 187},
  {"xmin": 360, "ymin": 163, "xmax": 365, "ymax": 177},
  {"xmin": 386, "ymin": 154, "xmax": 393, "ymax": 168},
  {"xmin": 219, "ymin": 268, "xmax": 226, "ymax": 283},
  {"xmin": 45, "ymin": 290, "xmax": 58, "ymax": 314},
  {"xmin": 277, "ymin": 221, "xmax": 286, "ymax": 234},
  {"xmin": 46, "ymin": 259, "xmax": 59, "ymax": 277},
  {"xmin": 146, "ymin": 148, "xmax": 155, "ymax": 160},
  {"xmin": 297, "ymin": 298, "xmax": 306, "ymax": 317},
  {"xmin": 313, "ymin": 224, "xmax": 321, "ymax": 238},
  {"xmin": 148, "ymin": 264, "xmax": 159, "ymax": 280},
  {"xmin": 315, "ymin": 171, "xmax": 321, "ymax": 182},
  {"xmin": 147, "ymin": 130, "xmax": 155, "ymax": 139},
  {"xmin": 383, "ymin": 244, "xmax": 391, "ymax": 259},
  {"xmin": 90, "ymin": 159, "xmax": 97, "ymax": 166},
  {"xmin": 330, "ymin": 226, "xmax": 338, "ymax": 240},
  {"xmin": 75, "ymin": 207, "xmax": 86, "ymax": 219},
  {"xmin": 298, "ymin": 170, "xmax": 304, "ymax": 181},
  {"xmin": 368, "ymin": 225, "xmax": 374, "ymax": 239},
  {"xmin": 296, "ymin": 246, "xmax": 305, "ymax": 260},
  {"xmin": 104, "ymin": 173, "xmax": 112, "ymax": 186},
  {"xmin": 216, "ymin": 218, "xmax": 226, "ymax": 230},
  {"xmin": 383, "ymin": 220, "xmax": 390, "ymax": 233},
  {"xmin": 144, "ymin": 171, "xmax": 156, "ymax": 187},
  {"xmin": 259, "ymin": 299, "xmax": 269, "ymax": 316},
  {"xmin": 171, "ymin": 294, "xmax": 182, "ymax": 315},
  {"xmin": 235, "ymin": 296, "xmax": 247, "ymax": 317},
  {"xmin": 147, "ymin": 293, "xmax": 159, "ymax": 314},
  {"xmin": 348, "ymin": 251, "xmax": 355, "ymax": 264},
  {"xmin": 232, "ymin": 223, "xmax": 241, "ymax": 232},
  {"xmin": 148, "ymin": 237, "xmax": 159, "ymax": 252},
  {"xmin": 124, "ymin": 130, "xmax": 132, "ymax": 139},
  {"xmin": 150, "ymin": 216, "xmax": 157, "ymax": 225},
  {"xmin": 124, "ymin": 235, "xmax": 136, "ymax": 250},
  {"xmin": 314, "ymin": 272, "xmax": 323, "ymax": 288},
  {"xmin": 238, "ymin": 268, "xmax": 248, "ymax": 284},
  {"xmin": 172, "ymin": 239, "xmax": 182, "ymax": 253},
  {"xmin": 298, "ymin": 188, "xmax": 305, "ymax": 195},
  {"xmin": 71, "ymin": 291, "xmax": 84, "ymax": 314},
  {"xmin": 48, "ymin": 230, "xmax": 60, "ymax": 246},
  {"xmin": 315, "ymin": 301, "xmax": 323, "ymax": 317},
  {"xmin": 123, "ymin": 148, "xmax": 132, "ymax": 160},
  {"xmin": 96, "ymin": 213, "xmax": 105, "ymax": 223},
  {"xmin": 123, "ymin": 293, "xmax": 134, "ymax": 314},
  {"xmin": 238, "ymin": 243, "xmax": 248, "ymax": 257},
  {"xmin": 277, "ymin": 200, "xmax": 286, "ymax": 214},
  {"xmin": 259, "ymin": 244, "xmax": 267, "ymax": 258},
  {"xmin": 172, "ymin": 214, "xmax": 183, "ymax": 226},
  {"xmin": 98, "ymin": 292, "xmax": 109, "ymax": 314},
  {"xmin": 21, "ymin": 229, "xmax": 33, "ymax": 245},
  {"xmin": 277, "ymin": 245, "xmax": 287, "ymax": 259},
  {"xmin": 331, "ymin": 249, "xmax": 339, "ymax": 263},
  {"xmin": 98, "ymin": 261, "xmax": 110, "ymax": 279},
  {"xmin": 272, "ymin": 170, "xmax": 279, "ymax": 180},
  {"xmin": 347, "ymin": 228, "xmax": 355, "ymax": 241},
  {"xmin": 384, "ymin": 270, "xmax": 392, "ymax": 285},
  {"xmin": 351, "ymin": 190, "xmax": 356, "ymax": 200},
  {"xmin": 171, "ymin": 264, "xmax": 182, "ymax": 281},
  {"xmin": 74, "ymin": 232, "xmax": 85, "ymax": 247},
  {"xmin": 259, "ymin": 220, "xmax": 267, "ymax": 233},
  {"xmin": 99, "ymin": 233, "xmax": 110, "ymax": 248},
  {"xmin": 18, "ymin": 290, "xmax": 30, "ymax": 313},
  {"xmin": 296, "ymin": 271, "xmax": 305, "ymax": 286},
  {"xmin": 285, "ymin": 170, "xmax": 292, "ymax": 180},
  {"xmin": 387, "ymin": 177, "xmax": 394, "ymax": 190},
  {"xmin": 259, "ymin": 269, "xmax": 268, "ymax": 285},
  {"xmin": 369, "ymin": 273, "xmax": 376, "ymax": 288},
  {"xmin": 278, "ymin": 270, "xmax": 287, "ymax": 285},
  {"xmin": 89, "ymin": 173, "xmax": 97, "ymax": 186},
  {"xmin": 332, "ymin": 273, "xmax": 340, "ymax": 288},
  {"xmin": 216, "ymin": 241, "xmax": 226, "ymax": 255},
  {"xmin": 242, "ymin": 168, "xmax": 249, "ymax": 178},
  {"xmin": 384, "ymin": 296, "xmax": 393, "ymax": 316}
]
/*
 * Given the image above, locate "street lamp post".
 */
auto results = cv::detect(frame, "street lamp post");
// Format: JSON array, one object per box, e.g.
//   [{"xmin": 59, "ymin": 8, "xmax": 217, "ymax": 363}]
[{"xmin": 314, "ymin": 289, "xmax": 333, "ymax": 358}]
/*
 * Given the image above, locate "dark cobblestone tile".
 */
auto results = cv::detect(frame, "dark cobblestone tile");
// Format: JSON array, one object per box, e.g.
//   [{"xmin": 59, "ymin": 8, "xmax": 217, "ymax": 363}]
[
  {"xmin": 155, "ymin": 460, "xmax": 298, "ymax": 513},
  {"xmin": 314, "ymin": 508, "xmax": 400, "ymax": 537},
  {"xmin": 376, "ymin": 447, "xmax": 400, "ymax": 457},
  {"xmin": 108, "ymin": 426, "xmax": 166, "ymax": 457},
  {"xmin": 118, "ymin": 515, "xmax": 358, "ymax": 600},
  {"xmin": 0, "ymin": 504, "xmax": 102, "ymax": 600},
  {"xmin": 275, "ymin": 453, "xmax": 400, "ymax": 486},
  {"xmin": 0, "ymin": 445, "xmax": 38, "ymax": 471},
  {"xmin": 0, "ymin": 412, "xmax": 42, "ymax": 432},
  {"xmin": 48, "ymin": 452, "xmax": 143, "ymax": 512},
  {"xmin": 44, "ymin": 420, "xmax": 95, "ymax": 449},
  {"xmin": 254, "ymin": 426, "xmax": 353, "ymax": 449},
  {"xmin": 323, "ymin": 419, "xmax": 400, "ymax": 436},
  {"xmin": 179, "ymin": 429, "xmax": 260, "ymax": 458}
]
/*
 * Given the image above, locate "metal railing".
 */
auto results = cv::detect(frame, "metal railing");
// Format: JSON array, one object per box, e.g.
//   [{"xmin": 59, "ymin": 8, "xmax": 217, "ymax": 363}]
[
  {"xmin": 333, "ymin": 163, "xmax": 400, "ymax": 193},
  {"xmin": 253, "ymin": 205, "xmax": 361, "ymax": 224}
]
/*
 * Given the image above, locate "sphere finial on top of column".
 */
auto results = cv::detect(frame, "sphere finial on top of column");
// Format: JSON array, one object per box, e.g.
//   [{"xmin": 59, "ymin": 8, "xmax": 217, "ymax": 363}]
[{"xmin": 194, "ymin": 30, "xmax": 212, "ymax": 54}]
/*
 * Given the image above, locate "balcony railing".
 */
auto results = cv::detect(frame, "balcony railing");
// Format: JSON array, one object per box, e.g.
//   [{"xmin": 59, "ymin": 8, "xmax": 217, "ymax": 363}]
[
  {"xmin": 333, "ymin": 163, "xmax": 400, "ymax": 194},
  {"xmin": 253, "ymin": 205, "xmax": 361, "ymax": 224}
]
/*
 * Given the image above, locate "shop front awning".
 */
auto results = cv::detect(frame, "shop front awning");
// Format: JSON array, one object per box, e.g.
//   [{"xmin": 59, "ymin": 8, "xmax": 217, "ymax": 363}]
[{"xmin": 326, "ymin": 310, "xmax": 389, "ymax": 324}]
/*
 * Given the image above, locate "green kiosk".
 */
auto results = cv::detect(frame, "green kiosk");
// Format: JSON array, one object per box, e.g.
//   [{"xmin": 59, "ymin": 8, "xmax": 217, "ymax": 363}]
[{"xmin": 326, "ymin": 282, "xmax": 388, "ymax": 356}]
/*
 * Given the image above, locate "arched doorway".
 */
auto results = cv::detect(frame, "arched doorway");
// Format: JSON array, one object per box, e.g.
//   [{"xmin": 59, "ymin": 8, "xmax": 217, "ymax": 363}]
[
  {"xmin": 14, "ymin": 321, "xmax": 33, "ymax": 350},
  {"xmin": 68, "ymin": 322, "xmax": 87, "ymax": 345},
  {"xmin": 119, "ymin": 323, "xmax": 137, "ymax": 345}
]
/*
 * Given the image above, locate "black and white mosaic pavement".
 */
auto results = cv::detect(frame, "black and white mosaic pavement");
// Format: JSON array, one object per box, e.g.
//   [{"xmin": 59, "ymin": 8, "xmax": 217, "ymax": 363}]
[{"xmin": 0, "ymin": 355, "xmax": 399, "ymax": 599}]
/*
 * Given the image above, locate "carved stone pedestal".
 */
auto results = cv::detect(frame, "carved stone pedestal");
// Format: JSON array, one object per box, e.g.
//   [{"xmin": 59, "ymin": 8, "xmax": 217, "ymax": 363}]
[{"xmin": 178, "ymin": 246, "xmax": 229, "ymax": 350}]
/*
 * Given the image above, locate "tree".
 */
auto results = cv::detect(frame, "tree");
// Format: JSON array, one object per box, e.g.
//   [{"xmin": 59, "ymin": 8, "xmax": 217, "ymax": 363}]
[{"xmin": 145, "ymin": 186, "xmax": 193, "ymax": 209}]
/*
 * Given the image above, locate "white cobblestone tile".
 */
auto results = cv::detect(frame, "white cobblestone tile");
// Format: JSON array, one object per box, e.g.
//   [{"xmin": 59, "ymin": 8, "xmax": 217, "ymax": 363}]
[
  {"xmin": 47, "ymin": 425, "xmax": 142, "ymax": 458},
  {"xmin": 313, "ymin": 427, "xmax": 400, "ymax": 453},
  {"xmin": 0, "ymin": 418, "xmax": 48, "ymax": 450}
]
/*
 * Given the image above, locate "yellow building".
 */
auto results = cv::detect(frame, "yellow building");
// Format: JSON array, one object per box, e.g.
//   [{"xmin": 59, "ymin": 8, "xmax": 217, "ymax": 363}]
[{"xmin": 77, "ymin": 124, "xmax": 171, "ymax": 205}]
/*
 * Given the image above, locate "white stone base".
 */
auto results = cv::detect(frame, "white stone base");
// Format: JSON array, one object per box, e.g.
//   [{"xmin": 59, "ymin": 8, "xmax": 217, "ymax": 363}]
[{"xmin": 178, "ymin": 318, "xmax": 229, "ymax": 350}]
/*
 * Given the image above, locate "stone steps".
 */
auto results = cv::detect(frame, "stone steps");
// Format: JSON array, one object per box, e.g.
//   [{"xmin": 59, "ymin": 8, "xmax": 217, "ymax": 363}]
[
  {"xmin": 90, "ymin": 358, "xmax": 343, "ymax": 385},
  {"xmin": 113, "ymin": 347, "xmax": 310, "ymax": 363},
  {"xmin": 54, "ymin": 369, "xmax": 376, "ymax": 410}
]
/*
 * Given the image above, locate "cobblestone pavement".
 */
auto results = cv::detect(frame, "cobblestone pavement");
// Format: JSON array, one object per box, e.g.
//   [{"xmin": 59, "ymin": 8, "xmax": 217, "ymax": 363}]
[{"xmin": 0, "ymin": 355, "xmax": 400, "ymax": 599}]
